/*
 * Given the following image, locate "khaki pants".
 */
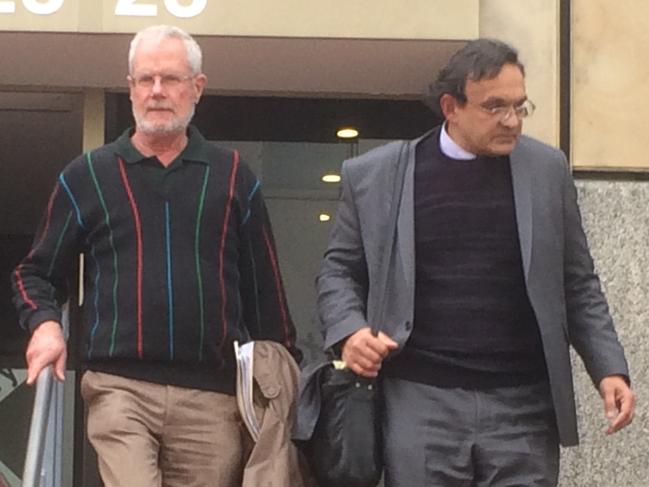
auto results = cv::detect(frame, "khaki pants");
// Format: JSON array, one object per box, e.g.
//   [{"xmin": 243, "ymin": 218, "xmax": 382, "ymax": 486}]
[{"xmin": 81, "ymin": 371, "xmax": 249, "ymax": 487}]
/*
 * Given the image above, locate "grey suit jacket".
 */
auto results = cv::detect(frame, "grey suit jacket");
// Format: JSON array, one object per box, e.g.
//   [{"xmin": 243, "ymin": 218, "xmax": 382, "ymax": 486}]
[{"xmin": 316, "ymin": 129, "xmax": 629, "ymax": 446}]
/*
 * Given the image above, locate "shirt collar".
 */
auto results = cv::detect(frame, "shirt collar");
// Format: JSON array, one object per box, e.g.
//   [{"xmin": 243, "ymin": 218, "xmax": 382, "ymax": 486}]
[
  {"xmin": 439, "ymin": 122, "xmax": 477, "ymax": 160},
  {"xmin": 114, "ymin": 125, "xmax": 211, "ymax": 165}
]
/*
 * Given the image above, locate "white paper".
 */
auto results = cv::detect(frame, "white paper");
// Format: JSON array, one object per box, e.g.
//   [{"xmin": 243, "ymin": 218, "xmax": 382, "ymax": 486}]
[{"xmin": 234, "ymin": 341, "xmax": 261, "ymax": 442}]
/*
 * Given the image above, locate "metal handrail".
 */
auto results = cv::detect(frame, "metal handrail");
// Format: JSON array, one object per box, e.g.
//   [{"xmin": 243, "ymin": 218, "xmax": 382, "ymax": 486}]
[
  {"xmin": 21, "ymin": 305, "xmax": 68, "ymax": 487},
  {"xmin": 22, "ymin": 365, "xmax": 54, "ymax": 487}
]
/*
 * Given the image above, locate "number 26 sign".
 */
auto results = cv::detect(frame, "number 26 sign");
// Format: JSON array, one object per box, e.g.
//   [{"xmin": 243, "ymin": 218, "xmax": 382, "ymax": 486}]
[{"xmin": 0, "ymin": 0, "xmax": 208, "ymax": 18}]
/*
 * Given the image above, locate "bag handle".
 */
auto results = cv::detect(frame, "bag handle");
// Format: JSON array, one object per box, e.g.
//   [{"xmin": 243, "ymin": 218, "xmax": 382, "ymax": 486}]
[{"xmin": 370, "ymin": 140, "xmax": 410, "ymax": 336}]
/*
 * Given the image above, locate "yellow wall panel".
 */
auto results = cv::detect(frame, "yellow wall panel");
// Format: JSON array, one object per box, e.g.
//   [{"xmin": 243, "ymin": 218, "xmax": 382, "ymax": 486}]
[
  {"xmin": 0, "ymin": 0, "xmax": 479, "ymax": 40},
  {"xmin": 479, "ymin": 0, "xmax": 560, "ymax": 147},
  {"xmin": 0, "ymin": 0, "xmax": 79, "ymax": 31},
  {"xmin": 572, "ymin": 0, "xmax": 649, "ymax": 169}
]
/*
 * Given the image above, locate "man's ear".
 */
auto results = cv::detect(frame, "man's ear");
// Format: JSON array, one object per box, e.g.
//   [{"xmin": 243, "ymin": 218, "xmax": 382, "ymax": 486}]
[
  {"xmin": 439, "ymin": 93, "xmax": 459, "ymax": 121},
  {"xmin": 193, "ymin": 73, "xmax": 207, "ymax": 102}
]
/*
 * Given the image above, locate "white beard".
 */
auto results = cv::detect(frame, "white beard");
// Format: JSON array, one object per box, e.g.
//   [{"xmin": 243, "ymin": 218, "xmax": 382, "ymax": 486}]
[{"xmin": 133, "ymin": 104, "xmax": 195, "ymax": 136}]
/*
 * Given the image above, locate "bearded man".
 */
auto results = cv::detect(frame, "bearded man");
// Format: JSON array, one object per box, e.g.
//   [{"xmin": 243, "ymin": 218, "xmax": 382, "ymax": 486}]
[{"xmin": 12, "ymin": 25, "xmax": 300, "ymax": 487}]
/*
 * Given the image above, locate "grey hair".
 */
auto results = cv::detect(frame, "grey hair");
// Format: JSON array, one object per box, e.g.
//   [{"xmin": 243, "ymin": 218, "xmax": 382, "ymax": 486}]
[
  {"xmin": 428, "ymin": 38, "xmax": 524, "ymax": 115},
  {"xmin": 128, "ymin": 25, "xmax": 202, "ymax": 75}
]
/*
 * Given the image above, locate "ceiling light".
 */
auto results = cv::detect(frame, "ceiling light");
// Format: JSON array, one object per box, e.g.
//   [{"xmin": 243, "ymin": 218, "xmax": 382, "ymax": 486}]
[
  {"xmin": 318, "ymin": 213, "xmax": 331, "ymax": 222},
  {"xmin": 336, "ymin": 127, "xmax": 359, "ymax": 139},
  {"xmin": 321, "ymin": 173, "xmax": 341, "ymax": 183}
]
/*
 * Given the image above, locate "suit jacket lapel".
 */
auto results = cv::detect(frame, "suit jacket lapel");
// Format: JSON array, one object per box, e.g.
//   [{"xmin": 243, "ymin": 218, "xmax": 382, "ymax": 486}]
[
  {"xmin": 510, "ymin": 142, "xmax": 533, "ymax": 281},
  {"xmin": 396, "ymin": 131, "xmax": 433, "ymax": 307},
  {"xmin": 397, "ymin": 143, "xmax": 416, "ymax": 301}
]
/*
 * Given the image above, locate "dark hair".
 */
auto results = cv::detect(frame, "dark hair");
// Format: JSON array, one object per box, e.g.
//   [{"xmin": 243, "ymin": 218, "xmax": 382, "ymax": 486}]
[{"xmin": 428, "ymin": 38, "xmax": 524, "ymax": 115}]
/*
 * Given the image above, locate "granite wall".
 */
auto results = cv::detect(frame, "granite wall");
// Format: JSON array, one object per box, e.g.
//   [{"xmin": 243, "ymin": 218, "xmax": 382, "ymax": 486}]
[{"xmin": 559, "ymin": 178, "xmax": 648, "ymax": 486}]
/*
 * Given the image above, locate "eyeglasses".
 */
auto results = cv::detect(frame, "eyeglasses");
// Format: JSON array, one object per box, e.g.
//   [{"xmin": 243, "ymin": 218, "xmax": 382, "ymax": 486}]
[
  {"xmin": 475, "ymin": 99, "xmax": 536, "ymax": 122},
  {"xmin": 128, "ymin": 73, "xmax": 195, "ymax": 89}
]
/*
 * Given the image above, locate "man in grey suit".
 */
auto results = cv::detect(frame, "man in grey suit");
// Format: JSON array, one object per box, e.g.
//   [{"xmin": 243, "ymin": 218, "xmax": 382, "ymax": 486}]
[{"xmin": 316, "ymin": 39, "xmax": 635, "ymax": 486}]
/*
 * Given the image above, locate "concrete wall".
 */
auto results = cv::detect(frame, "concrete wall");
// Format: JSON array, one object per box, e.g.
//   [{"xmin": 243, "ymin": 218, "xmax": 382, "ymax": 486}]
[{"xmin": 559, "ymin": 179, "xmax": 648, "ymax": 486}]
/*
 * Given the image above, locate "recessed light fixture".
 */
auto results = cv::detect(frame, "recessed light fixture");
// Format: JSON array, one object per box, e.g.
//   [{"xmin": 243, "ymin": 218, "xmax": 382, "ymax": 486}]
[
  {"xmin": 321, "ymin": 173, "xmax": 341, "ymax": 183},
  {"xmin": 336, "ymin": 127, "xmax": 359, "ymax": 139},
  {"xmin": 318, "ymin": 213, "xmax": 331, "ymax": 222}
]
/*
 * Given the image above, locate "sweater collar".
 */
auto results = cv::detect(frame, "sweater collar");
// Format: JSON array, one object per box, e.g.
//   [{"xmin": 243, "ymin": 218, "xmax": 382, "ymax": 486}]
[{"xmin": 114, "ymin": 125, "xmax": 211, "ymax": 165}]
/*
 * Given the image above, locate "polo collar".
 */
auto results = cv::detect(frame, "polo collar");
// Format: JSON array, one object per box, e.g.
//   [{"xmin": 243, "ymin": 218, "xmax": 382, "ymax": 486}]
[{"xmin": 114, "ymin": 125, "xmax": 211, "ymax": 165}]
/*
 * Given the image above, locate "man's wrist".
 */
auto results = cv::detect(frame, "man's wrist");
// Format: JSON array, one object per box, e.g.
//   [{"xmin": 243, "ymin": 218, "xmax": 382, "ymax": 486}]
[
  {"xmin": 32, "ymin": 320, "xmax": 63, "ymax": 336},
  {"xmin": 26, "ymin": 310, "xmax": 62, "ymax": 334}
]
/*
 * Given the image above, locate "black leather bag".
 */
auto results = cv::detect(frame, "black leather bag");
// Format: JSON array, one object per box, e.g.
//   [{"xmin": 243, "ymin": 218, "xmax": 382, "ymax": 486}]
[{"xmin": 308, "ymin": 365, "xmax": 382, "ymax": 487}]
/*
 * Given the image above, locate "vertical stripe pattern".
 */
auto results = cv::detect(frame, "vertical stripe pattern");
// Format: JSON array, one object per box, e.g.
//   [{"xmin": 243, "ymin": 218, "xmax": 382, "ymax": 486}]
[
  {"xmin": 165, "ymin": 201, "xmax": 175, "ymax": 360},
  {"xmin": 118, "ymin": 157, "xmax": 144, "ymax": 359},
  {"xmin": 59, "ymin": 174, "xmax": 86, "ymax": 230},
  {"xmin": 218, "ymin": 150, "xmax": 240, "ymax": 350},
  {"xmin": 195, "ymin": 165, "xmax": 210, "ymax": 360},
  {"xmin": 86, "ymin": 153, "xmax": 121, "ymax": 356},
  {"xmin": 87, "ymin": 244, "xmax": 102, "ymax": 359},
  {"xmin": 13, "ymin": 136, "xmax": 299, "ymax": 375}
]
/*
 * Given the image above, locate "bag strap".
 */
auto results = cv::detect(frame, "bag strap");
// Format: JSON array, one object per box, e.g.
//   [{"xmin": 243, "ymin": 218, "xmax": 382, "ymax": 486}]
[{"xmin": 370, "ymin": 140, "xmax": 410, "ymax": 336}]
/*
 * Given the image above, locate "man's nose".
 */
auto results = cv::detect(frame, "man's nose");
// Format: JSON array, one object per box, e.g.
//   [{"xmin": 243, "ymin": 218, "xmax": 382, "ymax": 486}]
[
  {"xmin": 151, "ymin": 76, "xmax": 165, "ymax": 95},
  {"xmin": 501, "ymin": 109, "xmax": 521, "ymax": 128}
]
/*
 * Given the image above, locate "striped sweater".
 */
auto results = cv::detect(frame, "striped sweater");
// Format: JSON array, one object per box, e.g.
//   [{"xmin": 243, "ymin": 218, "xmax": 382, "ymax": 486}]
[{"xmin": 12, "ymin": 126, "xmax": 299, "ymax": 392}]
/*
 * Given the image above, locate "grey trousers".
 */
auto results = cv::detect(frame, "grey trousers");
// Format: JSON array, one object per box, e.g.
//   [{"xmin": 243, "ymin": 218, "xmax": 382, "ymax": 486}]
[{"xmin": 382, "ymin": 377, "xmax": 560, "ymax": 487}]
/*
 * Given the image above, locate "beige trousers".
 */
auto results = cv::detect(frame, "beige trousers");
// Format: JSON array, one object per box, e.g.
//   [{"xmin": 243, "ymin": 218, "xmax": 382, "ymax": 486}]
[{"xmin": 81, "ymin": 370, "xmax": 249, "ymax": 487}]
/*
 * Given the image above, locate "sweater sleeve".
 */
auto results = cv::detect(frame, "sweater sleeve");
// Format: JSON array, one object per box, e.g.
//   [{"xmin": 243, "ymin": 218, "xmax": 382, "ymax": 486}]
[
  {"xmin": 11, "ymin": 175, "xmax": 85, "ymax": 333},
  {"xmin": 237, "ymin": 175, "xmax": 302, "ymax": 363}
]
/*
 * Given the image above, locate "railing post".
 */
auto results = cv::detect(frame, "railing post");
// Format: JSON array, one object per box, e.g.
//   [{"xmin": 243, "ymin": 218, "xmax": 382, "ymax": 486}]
[{"xmin": 21, "ymin": 366, "xmax": 53, "ymax": 487}]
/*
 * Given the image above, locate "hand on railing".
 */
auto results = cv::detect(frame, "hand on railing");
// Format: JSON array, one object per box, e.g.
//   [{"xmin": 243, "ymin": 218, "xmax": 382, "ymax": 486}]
[{"xmin": 25, "ymin": 320, "xmax": 67, "ymax": 385}]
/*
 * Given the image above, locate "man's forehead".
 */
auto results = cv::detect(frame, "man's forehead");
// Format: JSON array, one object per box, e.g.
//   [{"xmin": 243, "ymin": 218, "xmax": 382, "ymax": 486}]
[{"xmin": 464, "ymin": 65, "xmax": 526, "ymax": 99}]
